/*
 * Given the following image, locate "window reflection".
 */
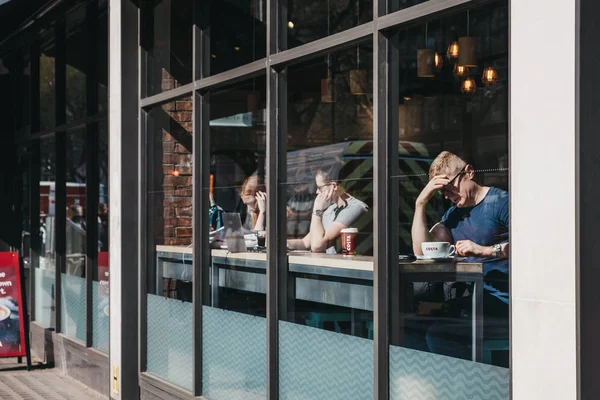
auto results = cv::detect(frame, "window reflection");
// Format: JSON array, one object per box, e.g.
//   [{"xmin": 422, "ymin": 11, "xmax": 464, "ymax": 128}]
[
  {"xmin": 279, "ymin": 45, "xmax": 374, "ymax": 399},
  {"xmin": 40, "ymin": 40, "xmax": 55, "ymax": 131},
  {"xmin": 143, "ymin": 0, "xmax": 193, "ymax": 97},
  {"xmin": 284, "ymin": 0, "xmax": 373, "ymax": 49},
  {"xmin": 66, "ymin": 7, "xmax": 87, "ymax": 123},
  {"xmin": 209, "ymin": 0, "xmax": 266, "ymax": 76},
  {"xmin": 202, "ymin": 77, "xmax": 267, "ymax": 398},
  {"xmin": 145, "ymin": 98, "xmax": 194, "ymax": 390},
  {"xmin": 390, "ymin": 4, "xmax": 509, "ymax": 398}
]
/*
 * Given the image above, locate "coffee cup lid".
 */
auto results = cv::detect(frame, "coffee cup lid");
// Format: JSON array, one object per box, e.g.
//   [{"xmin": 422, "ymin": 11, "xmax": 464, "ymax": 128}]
[{"xmin": 340, "ymin": 228, "xmax": 358, "ymax": 233}]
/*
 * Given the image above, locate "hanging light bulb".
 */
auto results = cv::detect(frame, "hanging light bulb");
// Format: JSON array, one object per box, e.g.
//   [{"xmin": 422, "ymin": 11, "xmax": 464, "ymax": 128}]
[
  {"xmin": 461, "ymin": 77, "xmax": 477, "ymax": 95},
  {"xmin": 434, "ymin": 52, "xmax": 443, "ymax": 71},
  {"xmin": 453, "ymin": 64, "xmax": 468, "ymax": 78},
  {"xmin": 447, "ymin": 41, "xmax": 459, "ymax": 60},
  {"xmin": 482, "ymin": 66, "xmax": 498, "ymax": 86}
]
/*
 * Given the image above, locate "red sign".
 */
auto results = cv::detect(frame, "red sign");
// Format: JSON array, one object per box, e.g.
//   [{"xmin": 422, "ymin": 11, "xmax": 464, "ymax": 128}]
[{"xmin": 0, "ymin": 252, "xmax": 27, "ymax": 357}]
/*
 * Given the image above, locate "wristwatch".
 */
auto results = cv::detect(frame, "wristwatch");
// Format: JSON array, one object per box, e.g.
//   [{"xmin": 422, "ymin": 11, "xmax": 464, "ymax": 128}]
[
  {"xmin": 313, "ymin": 209, "xmax": 324, "ymax": 217},
  {"xmin": 492, "ymin": 243, "xmax": 502, "ymax": 258}
]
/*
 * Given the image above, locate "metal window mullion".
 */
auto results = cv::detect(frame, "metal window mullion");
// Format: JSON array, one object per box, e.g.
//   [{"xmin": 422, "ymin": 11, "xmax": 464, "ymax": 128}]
[
  {"xmin": 85, "ymin": 0, "xmax": 100, "ymax": 349},
  {"xmin": 373, "ymin": 0, "xmax": 396, "ymax": 395},
  {"xmin": 54, "ymin": 21, "xmax": 67, "ymax": 333},
  {"xmin": 138, "ymin": 107, "xmax": 148, "ymax": 374},
  {"xmin": 29, "ymin": 42, "xmax": 41, "ymax": 323},
  {"xmin": 192, "ymin": 0, "xmax": 210, "ymax": 394}
]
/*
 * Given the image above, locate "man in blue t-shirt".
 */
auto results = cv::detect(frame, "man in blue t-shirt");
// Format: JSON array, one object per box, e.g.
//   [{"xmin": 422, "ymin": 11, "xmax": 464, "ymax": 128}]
[{"xmin": 409, "ymin": 151, "xmax": 509, "ymax": 363}]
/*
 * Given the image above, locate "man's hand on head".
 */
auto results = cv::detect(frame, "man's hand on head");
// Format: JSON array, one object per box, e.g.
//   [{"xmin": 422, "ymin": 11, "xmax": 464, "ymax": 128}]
[
  {"xmin": 416, "ymin": 175, "xmax": 449, "ymax": 207},
  {"xmin": 455, "ymin": 240, "xmax": 493, "ymax": 258}
]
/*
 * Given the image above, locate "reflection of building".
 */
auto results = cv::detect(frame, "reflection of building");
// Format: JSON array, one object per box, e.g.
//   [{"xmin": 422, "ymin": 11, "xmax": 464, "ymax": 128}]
[{"xmin": 0, "ymin": 0, "xmax": 596, "ymax": 399}]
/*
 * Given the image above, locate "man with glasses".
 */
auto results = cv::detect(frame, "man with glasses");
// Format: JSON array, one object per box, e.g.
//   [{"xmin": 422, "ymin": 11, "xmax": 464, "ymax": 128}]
[
  {"xmin": 287, "ymin": 163, "xmax": 369, "ymax": 254},
  {"xmin": 409, "ymin": 151, "xmax": 509, "ymax": 364}
]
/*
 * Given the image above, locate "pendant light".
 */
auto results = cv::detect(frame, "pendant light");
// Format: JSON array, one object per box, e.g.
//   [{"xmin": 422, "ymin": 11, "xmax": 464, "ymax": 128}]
[
  {"xmin": 417, "ymin": 23, "xmax": 436, "ymax": 78},
  {"xmin": 434, "ymin": 52, "xmax": 443, "ymax": 71},
  {"xmin": 482, "ymin": 66, "xmax": 498, "ymax": 86},
  {"xmin": 447, "ymin": 41, "xmax": 459, "ymax": 60},
  {"xmin": 453, "ymin": 64, "xmax": 468, "ymax": 79},
  {"xmin": 461, "ymin": 77, "xmax": 477, "ymax": 95},
  {"xmin": 321, "ymin": 0, "xmax": 335, "ymax": 103},
  {"xmin": 350, "ymin": 0, "xmax": 367, "ymax": 94},
  {"xmin": 458, "ymin": 10, "xmax": 477, "ymax": 67}
]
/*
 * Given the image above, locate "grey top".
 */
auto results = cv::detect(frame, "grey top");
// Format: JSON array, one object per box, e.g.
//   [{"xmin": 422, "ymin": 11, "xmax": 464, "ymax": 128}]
[{"xmin": 322, "ymin": 196, "xmax": 369, "ymax": 254}]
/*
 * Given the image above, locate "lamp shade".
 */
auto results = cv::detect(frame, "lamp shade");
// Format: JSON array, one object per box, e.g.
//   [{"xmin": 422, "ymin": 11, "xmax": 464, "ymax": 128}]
[
  {"xmin": 321, "ymin": 78, "xmax": 335, "ymax": 103},
  {"xmin": 458, "ymin": 37, "xmax": 477, "ymax": 67},
  {"xmin": 417, "ymin": 49, "xmax": 436, "ymax": 78},
  {"xmin": 350, "ymin": 69, "xmax": 367, "ymax": 94}
]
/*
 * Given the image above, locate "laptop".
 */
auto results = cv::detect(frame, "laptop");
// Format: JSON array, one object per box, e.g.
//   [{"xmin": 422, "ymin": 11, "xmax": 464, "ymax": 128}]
[{"xmin": 222, "ymin": 212, "xmax": 246, "ymax": 253}]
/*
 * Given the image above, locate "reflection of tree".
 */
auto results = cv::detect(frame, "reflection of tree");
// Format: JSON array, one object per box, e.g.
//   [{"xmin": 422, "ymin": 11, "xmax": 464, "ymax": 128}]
[
  {"xmin": 66, "ymin": 65, "xmax": 86, "ymax": 122},
  {"xmin": 40, "ymin": 54, "xmax": 55, "ymax": 130}
]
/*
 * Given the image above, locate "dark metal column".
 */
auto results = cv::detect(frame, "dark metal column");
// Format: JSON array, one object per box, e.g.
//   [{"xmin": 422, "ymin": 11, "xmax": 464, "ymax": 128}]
[
  {"xmin": 85, "ymin": 0, "xmax": 100, "ymax": 348},
  {"xmin": 578, "ymin": 0, "xmax": 600, "ymax": 397},
  {"xmin": 110, "ymin": 0, "xmax": 140, "ymax": 398}
]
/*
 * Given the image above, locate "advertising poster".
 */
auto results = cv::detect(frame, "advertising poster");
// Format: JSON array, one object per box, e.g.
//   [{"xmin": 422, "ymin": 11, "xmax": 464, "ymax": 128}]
[{"xmin": 0, "ymin": 252, "xmax": 27, "ymax": 358}]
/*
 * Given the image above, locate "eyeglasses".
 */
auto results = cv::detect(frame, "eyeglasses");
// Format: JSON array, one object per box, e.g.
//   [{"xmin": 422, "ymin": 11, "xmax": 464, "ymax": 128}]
[{"xmin": 442, "ymin": 166, "xmax": 466, "ymax": 193}]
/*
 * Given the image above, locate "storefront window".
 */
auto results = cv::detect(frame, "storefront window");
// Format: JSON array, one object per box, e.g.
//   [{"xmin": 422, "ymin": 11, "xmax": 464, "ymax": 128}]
[
  {"xmin": 93, "ymin": 121, "xmax": 109, "ymax": 353},
  {"xmin": 202, "ymin": 76, "xmax": 267, "ymax": 399},
  {"xmin": 65, "ymin": 6, "xmax": 87, "ymax": 123},
  {"xmin": 36, "ymin": 137, "xmax": 56, "ymax": 328},
  {"xmin": 145, "ymin": 97, "xmax": 194, "ymax": 390},
  {"xmin": 40, "ymin": 37, "xmax": 56, "ymax": 131},
  {"xmin": 142, "ymin": 0, "xmax": 193, "ymax": 97},
  {"xmin": 208, "ymin": 0, "xmax": 266, "ymax": 76},
  {"xmin": 283, "ymin": 0, "xmax": 373, "ymax": 49},
  {"xmin": 279, "ymin": 44, "xmax": 374, "ymax": 398},
  {"xmin": 390, "ymin": 2, "xmax": 509, "ymax": 398},
  {"xmin": 61, "ymin": 129, "xmax": 87, "ymax": 343}
]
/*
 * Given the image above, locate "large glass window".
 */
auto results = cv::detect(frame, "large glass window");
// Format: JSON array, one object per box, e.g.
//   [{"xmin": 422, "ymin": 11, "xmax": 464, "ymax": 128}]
[
  {"xmin": 389, "ymin": 0, "xmax": 431, "ymax": 14},
  {"xmin": 390, "ymin": 2, "xmax": 509, "ymax": 398},
  {"xmin": 208, "ymin": 0, "xmax": 266, "ymax": 76},
  {"xmin": 65, "ymin": 6, "xmax": 87, "ymax": 123},
  {"xmin": 279, "ymin": 44, "xmax": 374, "ymax": 398},
  {"xmin": 202, "ymin": 76, "xmax": 267, "ymax": 399},
  {"xmin": 61, "ymin": 129, "xmax": 87, "ymax": 342},
  {"xmin": 283, "ymin": 0, "xmax": 373, "ymax": 49},
  {"xmin": 143, "ymin": 0, "xmax": 193, "ymax": 97},
  {"xmin": 40, "ymin": 36, "xmax": 56, "ymax": 131},
  {"xmin": 36, "ymin": 137, "xmax": 56, "ymax": 328},
  {"xmin": 145, "ymin": 97, "xmax": 194, "ymax": 390}
]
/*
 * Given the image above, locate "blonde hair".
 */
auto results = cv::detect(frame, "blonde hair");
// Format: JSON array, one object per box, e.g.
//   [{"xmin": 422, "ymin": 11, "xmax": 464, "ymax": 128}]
[{"xmin": 429, "ymin": 151, "xmax": 467, "ymax": 180}]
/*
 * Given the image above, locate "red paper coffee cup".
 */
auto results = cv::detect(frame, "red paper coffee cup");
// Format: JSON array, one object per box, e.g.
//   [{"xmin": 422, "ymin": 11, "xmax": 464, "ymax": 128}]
[{"xmin": 341, "ymin": 228, "xmax": 358, "ymax": 255}]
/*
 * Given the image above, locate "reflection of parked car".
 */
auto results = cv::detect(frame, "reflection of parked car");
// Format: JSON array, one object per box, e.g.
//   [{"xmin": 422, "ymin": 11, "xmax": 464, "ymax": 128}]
[{"xmin": 285, "ymin": 141, "xmax": 442, "ymax": 255}]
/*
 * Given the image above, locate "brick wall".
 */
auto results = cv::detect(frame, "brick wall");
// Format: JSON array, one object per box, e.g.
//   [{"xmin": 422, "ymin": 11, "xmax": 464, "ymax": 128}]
[{"xmin": 160, "ymin": 89, "xmax": 193, "ymax": 246}]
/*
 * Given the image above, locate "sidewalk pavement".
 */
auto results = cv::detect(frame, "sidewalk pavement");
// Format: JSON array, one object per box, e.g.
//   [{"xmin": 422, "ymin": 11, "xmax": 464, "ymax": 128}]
[{"xmin": 0, "ymin": 357, "xmax": 106, "ymax": 400}]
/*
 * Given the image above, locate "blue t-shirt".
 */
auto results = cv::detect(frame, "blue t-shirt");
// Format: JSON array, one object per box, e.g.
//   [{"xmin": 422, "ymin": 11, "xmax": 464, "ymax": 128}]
[{"xmin": 440, "ymin": 187, "xmax": 509, "ymax": 303}]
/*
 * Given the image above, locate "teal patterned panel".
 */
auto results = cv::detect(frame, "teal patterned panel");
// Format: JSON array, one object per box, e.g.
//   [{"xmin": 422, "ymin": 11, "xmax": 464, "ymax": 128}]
[
  {"xmin": 147, "ymin": 294, "xmax": 193, "ymax": 391},
  {"xmin": 61, "ymin": 273, "xmax": 86, "ymax": 343},
  {"xmin": 92, "ymin": 281, "xmax": 109, "ymax": 353},
  {"xmin": 202, "ymin": 306, "xmax": 266, "ymax": 400},
  {"xmin": 390, "ymin": 345, "xmax": 509, "ymax": 400},
  {"xmin": 279, "ymin": 321, "xmax": 373, "ymax": 400},
  {"xmin": 34, "ymin": 267, "xmax": 54, "ymax": 328}
]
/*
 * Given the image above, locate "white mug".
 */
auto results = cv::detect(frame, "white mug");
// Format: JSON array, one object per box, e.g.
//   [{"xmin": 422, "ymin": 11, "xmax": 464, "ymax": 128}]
[{"xmin": 421, "ymin": 242, "xmax": 456, "ymax": 258}]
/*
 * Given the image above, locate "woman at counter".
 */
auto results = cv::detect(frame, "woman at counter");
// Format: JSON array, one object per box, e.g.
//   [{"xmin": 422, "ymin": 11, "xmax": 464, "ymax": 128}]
[
  {"xmin": 287, "ymin": 167, "xmax": 368, "ymax": 254},
  {"xmin": 238, "ymin": 175, "xmax": 267, "ymax": 231}
]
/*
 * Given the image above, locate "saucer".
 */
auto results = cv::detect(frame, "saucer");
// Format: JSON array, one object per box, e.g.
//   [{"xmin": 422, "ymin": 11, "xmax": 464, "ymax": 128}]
[{"xmin": 417, "ymin": 255, "xmax": 455, "ymax": 261}]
